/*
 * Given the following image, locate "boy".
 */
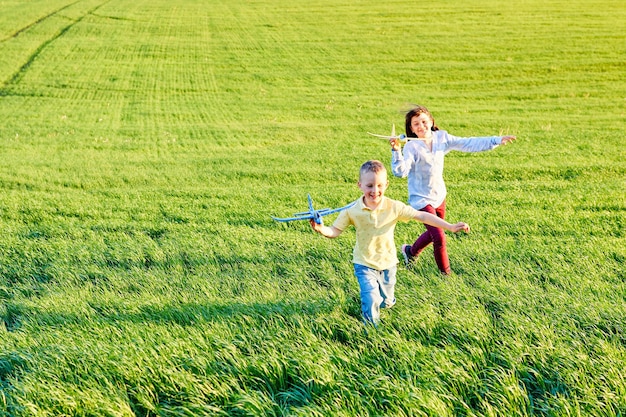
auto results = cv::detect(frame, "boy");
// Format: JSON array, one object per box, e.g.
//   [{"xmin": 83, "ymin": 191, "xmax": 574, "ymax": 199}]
[{"xmin": 310, "ymin": 160, "xmax": 469, "ymax": 325}]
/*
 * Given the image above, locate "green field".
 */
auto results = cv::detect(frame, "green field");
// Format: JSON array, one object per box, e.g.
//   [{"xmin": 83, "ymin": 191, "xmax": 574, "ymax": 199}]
[{"xmin": 1, "ymin": 0, "xmax": 625, "ymax": 415}]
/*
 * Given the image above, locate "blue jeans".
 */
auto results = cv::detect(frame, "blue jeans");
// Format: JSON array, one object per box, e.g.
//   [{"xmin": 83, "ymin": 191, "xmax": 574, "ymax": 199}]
[{"xmin": 353, "ymin": 263, "xmax": 397, "ymax": 325}]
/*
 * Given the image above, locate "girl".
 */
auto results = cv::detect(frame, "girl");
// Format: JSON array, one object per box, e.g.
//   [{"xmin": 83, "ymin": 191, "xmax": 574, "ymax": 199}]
[{"xmin": 390, "ymin": 105, "xmax": 515, "ymax": 275}]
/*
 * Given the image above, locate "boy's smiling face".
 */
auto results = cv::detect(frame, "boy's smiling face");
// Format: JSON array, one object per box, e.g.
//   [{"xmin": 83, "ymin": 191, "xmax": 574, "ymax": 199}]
[{"xmin": 358, "ymin": 170, "xmax": 388, "ymax": 209}]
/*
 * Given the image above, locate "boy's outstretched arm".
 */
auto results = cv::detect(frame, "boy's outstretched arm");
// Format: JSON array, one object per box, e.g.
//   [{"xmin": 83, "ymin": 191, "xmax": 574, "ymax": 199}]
[
  {"xmin": 310, "ymin": 219, "xmax": 343, "ymax": 238},
  {"xmin": 413, "ymin": 211, "xmax": 470, "ymax": 233}
]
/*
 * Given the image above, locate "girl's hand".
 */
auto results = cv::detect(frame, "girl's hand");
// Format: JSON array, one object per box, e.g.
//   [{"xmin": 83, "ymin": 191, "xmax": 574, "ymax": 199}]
[
  {"xmin": 501, "ymin": 136, "xmax": 516, "ymax": 145},
  {"xmin": 451, "ymin": 222, "xmax": 470, "ymax": 233},
  {"xmin": 389, "ymin": 138, "xmax": 401, "ymax": 151}
]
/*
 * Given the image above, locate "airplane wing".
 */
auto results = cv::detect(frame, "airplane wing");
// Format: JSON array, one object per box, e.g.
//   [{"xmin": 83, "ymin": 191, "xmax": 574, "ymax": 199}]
[
  {"xmin": 271, "ymin": 214, "xmax": 315, "ymax": 223},
  {"xmin": 367, "ymin": 132, "xmax": 407, "ymax": 141},
  {"xmin": 317, "ymin": 201, "xmax": 357, "ymax": 217},
  {"xmin": 272, "ymin": 195, "xmax": 356, "ymax": 224},
  {"xmin": 367, "ymin": 132, "xmax": 395, "ymax": 139}
]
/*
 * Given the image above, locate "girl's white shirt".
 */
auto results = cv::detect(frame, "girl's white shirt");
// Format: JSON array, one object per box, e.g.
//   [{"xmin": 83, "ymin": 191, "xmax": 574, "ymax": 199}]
[{"xmin": 391, "ymin": 130, "xmax": 502, "ymax": 209}]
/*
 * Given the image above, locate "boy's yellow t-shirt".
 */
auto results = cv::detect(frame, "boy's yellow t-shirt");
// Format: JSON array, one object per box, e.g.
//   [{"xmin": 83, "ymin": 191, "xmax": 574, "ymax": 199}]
[{"xmin": 332, "ymin": 196, "xmax": 418, "ymax": 271}]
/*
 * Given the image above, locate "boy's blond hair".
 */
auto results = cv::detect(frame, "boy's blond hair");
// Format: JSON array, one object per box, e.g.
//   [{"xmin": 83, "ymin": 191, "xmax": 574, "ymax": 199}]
[{"xmin": 359, "ymin": 160, "xmax": 386, "ymax": 180}]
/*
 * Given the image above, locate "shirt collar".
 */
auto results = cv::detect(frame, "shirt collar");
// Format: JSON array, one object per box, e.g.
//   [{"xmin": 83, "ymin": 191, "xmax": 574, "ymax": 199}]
[{"xmin": 358, "ymin": 196, "xmax": 385, "ymax": 211}]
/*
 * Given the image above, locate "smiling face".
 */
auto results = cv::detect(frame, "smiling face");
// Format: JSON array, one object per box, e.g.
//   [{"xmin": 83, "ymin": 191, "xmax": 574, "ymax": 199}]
[
  {"xmin": 410, "ymin": 112, "xmax": 434, "ymax": 139},
  {"xmin": 358, "ymin": 169, "xmax": 388, "ymax": 209}
]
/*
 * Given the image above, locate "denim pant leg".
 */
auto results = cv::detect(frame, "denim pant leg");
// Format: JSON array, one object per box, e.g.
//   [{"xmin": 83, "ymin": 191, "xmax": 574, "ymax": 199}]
[
  {"xmin": 380, "ymin": 265, "xmax": 397, "ymax": 309},
  {"xmin": 354, "ymin": 264, "xmax": 397, "ymax": 324}
]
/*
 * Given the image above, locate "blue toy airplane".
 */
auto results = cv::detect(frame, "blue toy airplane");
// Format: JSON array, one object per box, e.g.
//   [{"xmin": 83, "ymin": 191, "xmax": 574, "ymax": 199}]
[{"xmin": 272, "ymin": 194, "xmax": 355, "ymax": 224}]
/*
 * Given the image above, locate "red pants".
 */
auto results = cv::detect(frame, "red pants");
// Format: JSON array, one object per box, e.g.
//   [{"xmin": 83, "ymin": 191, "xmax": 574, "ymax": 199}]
[{"xmin": 410, "ymin": 200, "xmax": 451, "ymax": 274}]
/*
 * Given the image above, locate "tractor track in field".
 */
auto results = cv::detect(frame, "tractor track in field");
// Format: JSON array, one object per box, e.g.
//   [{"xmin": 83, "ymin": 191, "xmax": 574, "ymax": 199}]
[
  {"xmin": 0, "ymin": 0, "xmax": 81, "ymax": 43},
  {"xmin": 0, "ymin": 0, "xmax": 113, "ymax": 95}
]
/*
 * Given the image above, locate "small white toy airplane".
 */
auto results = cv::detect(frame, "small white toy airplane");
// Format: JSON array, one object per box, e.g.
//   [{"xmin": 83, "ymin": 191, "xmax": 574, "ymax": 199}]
[
  {"xmin": 272, "ymin": 194, "xmax": 356, "ymax": 224},
  {"xmin": 367, "ymin": 124, "xmax": 407, "ymax": 142}
]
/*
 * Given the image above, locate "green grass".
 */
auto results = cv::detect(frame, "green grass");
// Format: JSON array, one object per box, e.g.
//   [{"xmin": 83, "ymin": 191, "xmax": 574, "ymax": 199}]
[{"xmin": 0, "ymin": 0, "xmax": 625, "ymax": 415}]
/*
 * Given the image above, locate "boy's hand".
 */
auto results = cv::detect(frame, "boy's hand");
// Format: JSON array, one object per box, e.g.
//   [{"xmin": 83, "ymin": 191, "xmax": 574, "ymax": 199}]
[
  {"xmin": 451, "ymin": 222, "xmax": 470, "ymax": 233},
  {"xmin": 310, "ymin": 218, "xmax": 323, "ymax": 233}
]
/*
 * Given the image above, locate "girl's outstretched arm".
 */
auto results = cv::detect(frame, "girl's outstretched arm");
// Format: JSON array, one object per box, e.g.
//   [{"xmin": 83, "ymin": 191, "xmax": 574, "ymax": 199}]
[{"xmin": 446, "ymin": 132, "xmax": 516, "ymax": 152}]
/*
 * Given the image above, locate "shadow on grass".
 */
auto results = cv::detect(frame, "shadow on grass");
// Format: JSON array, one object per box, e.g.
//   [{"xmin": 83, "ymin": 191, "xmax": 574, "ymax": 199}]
[
  {"xmin": 1, "ymin": 298, "xmax": 315, "ymax": 328},
  {"xmin": 0, "ymin": 297, "xmax": 365, "ymax": 415},
  {"xmin": 2, "ymin": 296, "xmax": 364, "ymax": 347}
]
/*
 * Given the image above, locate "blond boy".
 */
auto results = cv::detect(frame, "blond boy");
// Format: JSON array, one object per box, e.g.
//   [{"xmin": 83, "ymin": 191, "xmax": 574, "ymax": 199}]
[{"xmin": 311, "ymin": 160, "xmax": 469, "ymax": 325}]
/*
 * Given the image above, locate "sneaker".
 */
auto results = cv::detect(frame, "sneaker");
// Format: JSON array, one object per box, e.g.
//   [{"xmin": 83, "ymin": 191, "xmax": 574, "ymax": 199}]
[
  {"xmin": 381, "ymin": 298, "xmax": 396, "ymax": 309},
  {"xmin": 401, "ymin": 244, "xmax": 415, "ymax": 267}
]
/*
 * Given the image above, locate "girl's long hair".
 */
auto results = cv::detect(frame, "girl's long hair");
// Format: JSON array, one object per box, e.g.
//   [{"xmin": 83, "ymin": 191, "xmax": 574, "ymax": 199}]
[{"xmin": 405, "ymin": 105, "xmax": 439, "ymax": 137}]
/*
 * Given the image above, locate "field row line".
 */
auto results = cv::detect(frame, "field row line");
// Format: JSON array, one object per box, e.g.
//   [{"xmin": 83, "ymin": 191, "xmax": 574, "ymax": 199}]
[
  {"xmin": 0, "ymin": 0, "xmax": 80, "ymax": 44},
  {"xmin": 0, "ymin": 0, "xmax": 112, "ymax": 94}
]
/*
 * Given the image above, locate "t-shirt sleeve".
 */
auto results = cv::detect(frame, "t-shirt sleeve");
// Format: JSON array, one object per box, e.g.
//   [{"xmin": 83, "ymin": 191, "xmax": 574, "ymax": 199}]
[
  {"xmin": 332, "ymin": 209, "xmax": 352, "ymax": 231},
  {"xmin": 396, "ymin": 201, "xmax": 420, "ymax": 223}
]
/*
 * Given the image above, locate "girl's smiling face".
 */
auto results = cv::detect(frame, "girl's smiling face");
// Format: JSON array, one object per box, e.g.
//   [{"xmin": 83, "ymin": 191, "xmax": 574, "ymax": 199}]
[
  {"xmin": 410, "ymin": 113, "xmax": 434, "ymax": 138},
  {"xmin": 358, "ymin": 170, "xmax": 388, "ymax": 209}
]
